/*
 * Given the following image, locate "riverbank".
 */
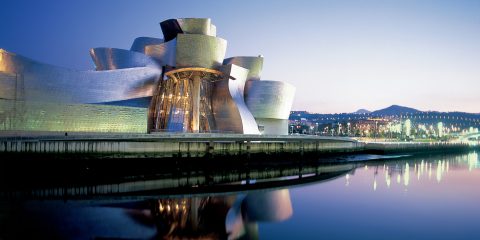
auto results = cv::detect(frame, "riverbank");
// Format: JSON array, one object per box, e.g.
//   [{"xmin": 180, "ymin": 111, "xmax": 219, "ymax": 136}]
[{"xmin": 0, "ymin": 133, "xmax": 475, "ymax": 159}]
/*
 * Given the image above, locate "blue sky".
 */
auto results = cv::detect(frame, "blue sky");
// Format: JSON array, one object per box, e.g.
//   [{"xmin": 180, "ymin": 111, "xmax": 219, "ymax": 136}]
[{"xmin": 1, "ymin": 0, "xmax": 479, "ymax": 113}]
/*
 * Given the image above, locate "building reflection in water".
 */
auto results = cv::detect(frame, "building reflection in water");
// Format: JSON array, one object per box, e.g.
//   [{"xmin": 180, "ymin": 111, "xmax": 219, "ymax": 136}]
[
  {"xmin": 151, "ymin": 189, "xmax": 292, "ymax": 239},
  {"xmin": 0, "ymin": 157, "xmax": 353, "ymax": 239},
  {"xmin": 1, "ymin": 189, "xmax": 293, "ymax": 239},
  {"xmin": 4, "ymin": 152, "xmax": 477, "ymax": 239},
  {"xmin": 349, "ymin": 152, "xmax": 479, "ymax": 191}
]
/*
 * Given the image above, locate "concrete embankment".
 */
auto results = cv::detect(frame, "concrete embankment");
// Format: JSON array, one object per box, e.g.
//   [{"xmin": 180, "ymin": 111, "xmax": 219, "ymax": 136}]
[
  {"xmin": 364, "ymin": 141, "xmax": 472, "ymax": 154},
  {"xmin": 0, "ymin": 133, "xmax": 474, "ymax": 159},
  {"xmin": 0, "ymin": 133, "xmax": 363, "ymax": 158}
]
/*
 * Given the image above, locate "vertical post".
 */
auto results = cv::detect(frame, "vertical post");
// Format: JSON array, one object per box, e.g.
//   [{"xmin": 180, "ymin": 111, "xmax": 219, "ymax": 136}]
[{"xmin": 191, "ymin": 74, "xmax": 201, "ymax": 132}]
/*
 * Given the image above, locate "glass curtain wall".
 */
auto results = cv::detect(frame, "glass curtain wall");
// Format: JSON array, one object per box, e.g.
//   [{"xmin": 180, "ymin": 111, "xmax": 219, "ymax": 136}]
[{"xmin": 150, "ymin": 68, "xmax": 223, "ymax": 133}]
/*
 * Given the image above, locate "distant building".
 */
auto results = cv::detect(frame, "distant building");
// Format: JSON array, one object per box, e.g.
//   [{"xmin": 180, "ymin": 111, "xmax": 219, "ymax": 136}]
[{"xmin": 0, "ymin": 18, "xmax": 295, "ymax": 135}]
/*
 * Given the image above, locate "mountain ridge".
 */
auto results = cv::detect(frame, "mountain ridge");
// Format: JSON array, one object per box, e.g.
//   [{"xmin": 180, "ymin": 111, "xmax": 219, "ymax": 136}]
[{"xmin": 370, "ymin": 105, "xmax": 421, "ymax": 115}]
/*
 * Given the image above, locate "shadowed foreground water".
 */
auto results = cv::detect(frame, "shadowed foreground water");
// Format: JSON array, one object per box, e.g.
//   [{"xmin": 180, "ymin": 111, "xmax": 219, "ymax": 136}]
[{"xmin": 0, "ymin": 151, "xmax": 479, "ymax": 239}]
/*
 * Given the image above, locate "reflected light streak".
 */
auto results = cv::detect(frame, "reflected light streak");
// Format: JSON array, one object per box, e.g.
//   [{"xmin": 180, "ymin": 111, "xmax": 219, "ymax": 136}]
[
  {"xmin": 429, "ymin": 163, "xmax": 433, "ymax": 179},
  {"xmin": 417, "ymin": 164, "xmax": 421, "ymax": 180},
  {"xmin": 436, "ymin": 161, "xmax": 442, "ymax": 182},
  {"xmin": 386, "ymin": 172, "xmax": 391, "ymax": 188},
  {"xmin": 420, "ymin": 160, "xmax": 425, "ymax": 175},
  {"xmin": 364, "ymin": 152, "xmax": 479, "ymax": 193},
  {"xmin": 404, "ymin": 163, "xmax": 410, "ymax": 186},
  {"xmin": 467, "ymin": 152, "xmax": 479, "ymax": 171}
]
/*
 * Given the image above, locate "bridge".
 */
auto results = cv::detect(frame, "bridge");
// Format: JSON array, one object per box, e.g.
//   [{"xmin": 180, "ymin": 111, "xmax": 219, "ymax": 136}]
[{"xmin": 458, "ymin": 132, "xmax": 480, "ymax": 142}]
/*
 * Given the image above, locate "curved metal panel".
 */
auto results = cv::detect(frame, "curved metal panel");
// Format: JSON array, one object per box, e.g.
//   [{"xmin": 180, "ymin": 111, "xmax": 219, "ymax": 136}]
[
  {"xmin": 0, "ymin": 50, "xmax": 161, "ymax": 104},
  {"xmin": 245, "ymin": 80, "xmax": 296, "ymax": 119},
  {"xmin": 95, "ymin": 96, "xmax": 152, "ymax": 108},
  {"xmin": 144, "ymin": 39, "xmax": 176, "ymax": 67},
  {"xmin": 130, "ymin": 37, "xmax": 164, "ymax": 53},
  {"xmin": 223, "ymin": 56, "xmax": 263, "ymax": 81},
  {"xmin": 160, "ymin": 19, "xmax": 183, "ymax": 42},
  {"xmin": 177, "ymin": 18, "xmax": 216, "ymax": 36},
  {"xmin": 0, "ymin": 100, "xmax": 147, "ymax": 133},
  {"xmin": 212, "ymin": 64, "xmax": 259, "ymax": 134},
  {"xmin": 176, "ymin": 34, "xmax": 227, "ymax": 69},
  {"xmin": 210, "ymin": 24, "xmax": 217, "ymax": 36},
  {"xmin": 90, "ymin": 48, "xmax": 160, "ymax": 71},
  {"xmin": 254, "ymin": 118, "xmax": 289, "ymax": 135}
]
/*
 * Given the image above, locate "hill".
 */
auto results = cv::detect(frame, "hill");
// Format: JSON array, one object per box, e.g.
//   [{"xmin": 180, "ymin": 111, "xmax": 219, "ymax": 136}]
[{"xmin": 371, "ymin": 105, "xmax": 420, "ymax": 115}]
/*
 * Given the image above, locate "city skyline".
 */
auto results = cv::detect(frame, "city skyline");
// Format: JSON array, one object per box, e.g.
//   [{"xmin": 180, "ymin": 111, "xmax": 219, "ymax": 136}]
[{"xmin": 1, "ymin": 0, "xmax": 479, "ymax": 113}]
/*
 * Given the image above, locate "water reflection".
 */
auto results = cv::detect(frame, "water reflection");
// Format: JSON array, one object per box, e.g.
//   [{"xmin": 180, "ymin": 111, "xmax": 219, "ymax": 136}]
[
  {"xmin": 346, "ymin": 152, "xmax": 479, "ymax": 192},
  {"xmin": 1, "ymin": 151, "xmax": 479, "ymax": 239},
  {"xmin": 0, "ymin": 159, "xmax": 352, "ymax": 239},
  {"xmin": 149, "ymin": 189, "xmax": 292, "ymax": 239},
  {"xmin": 259, "ymin": 151, "xmax": 480, "ymax": 240}
]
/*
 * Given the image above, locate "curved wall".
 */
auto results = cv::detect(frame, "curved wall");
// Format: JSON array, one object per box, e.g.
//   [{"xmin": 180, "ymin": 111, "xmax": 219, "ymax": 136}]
[
  {"xmin": 160, "ymin": 18, "xmax": 216, "ymax": 42},
  {"xmin": 144, "ymin": 39, "xmax": 176, "ymax": 67},
  {"xmin": 213, "ymin": 64, "xmax": 259, "ymax": 134},
  {"xmin": 223, "ymin": 56, "xmax": 263, "ymax": 81},
  {"xmin": 160, "ymin": 19, "xmax": 184, "ymax": 42},
  {"xmin": 0, "ymin": 100, "xmax": 147, "ymax": 133},
  {"xmin": 245, "ymin": 80, "xmax": 295, "ymax": 120},
  {"xmin": 177, "ymin": 18, "xmax": 216, "ymax": 36},
  {"xmin": 90, "ymin": 48, "xmax": 160, "ymax": 70},
  {"xmin": 175, "ymin": 34, "xmax": 227, "ymax": 69},
  {"xmin": 130, "ymin": 37, "xmax": 164, "ymax": 53},
  {"xmin": 145, "ymin": 34, "xmax": 226, "ymax": 69},
  {"xmin": 0, "ymin": 50, "xmax": 161, "ymax": 104},
  {"xmin": 255, "ymin": 118, "xmax": 289, "ymax": 135}
]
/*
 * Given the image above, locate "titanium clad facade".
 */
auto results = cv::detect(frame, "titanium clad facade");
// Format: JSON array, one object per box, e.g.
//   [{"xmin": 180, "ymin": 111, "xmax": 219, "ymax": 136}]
[
  {"xmin": 160, "ymin": 19, "xmax": 184, "ymax": 42},
  {"xmin": 244, "ymin": 80, "xmax": 295, "ymax": 135},
  {"xmin": 245, "ymin": 80, "xmax": 295, "ymax": 119},
  {"xmin": 0, "ymin": 49, "xmax": 156, "ymax": 133},
  {"xmin": 255, "ymin": 118, "xmax": 289, "ymax": 135},
  {"xmin": 175, "ymin": 34, "xmax": 227, "ymax": 69},
  {"xmin": 130, "ymin": 37, "xmax": 164, "ymax": 53},
  {"xmin": 176, "ymin": 18, "xmax": 216, "ymax": 36},
  {"xmin": 144, "ymin": 40, "xmax": 176, "ymax": 67},
  {"xmin": 210, "ymin": 24, "xmax": 217, "ymax": 37},
  {"xmin": 0, "ymin": 100, "xmax": 147, "ymax": 133},
  {"xmin": 90, "ymin": 48, "xmax": 160, "ymax": 71},
  {"xmin": 144, "ymin": 34, "xmax": 227, "ymax": 69},
  {"xmin": 212, "ymin": 64, "xmax": 260, "ymax": 134},
  {"xmin": 223, "ymin": 56, "xmax": 264, "ymax": 81},
  {"xmin": 159, "ymin": 18, "xmax": 216, "ymax": 42},
  {"xmin": 0, "ymin": 17, "xmax": 296, "ymax": 135},
  {"xmin": 0, "ymin": 50, "xmax": 161, "ymax": 104},
  {"xmin": 0, "ymin": 72, "xmax": 17, "ymax": 101}
]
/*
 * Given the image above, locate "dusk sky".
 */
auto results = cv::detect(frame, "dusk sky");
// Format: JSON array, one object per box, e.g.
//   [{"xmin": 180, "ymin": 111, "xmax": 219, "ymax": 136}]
[{"xmin": 1, "ymin": 0, "xmax": 479, "ymax": 113}]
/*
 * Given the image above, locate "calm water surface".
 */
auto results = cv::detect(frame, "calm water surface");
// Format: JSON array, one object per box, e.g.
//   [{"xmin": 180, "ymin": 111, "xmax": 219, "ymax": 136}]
[
  {"xmin": 261, "ymin": 151, "xmax": 480, "ymax": 240},
  {"xmin": 1, "ymin": 151, "xmax": 479, "ymax": 239}
]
